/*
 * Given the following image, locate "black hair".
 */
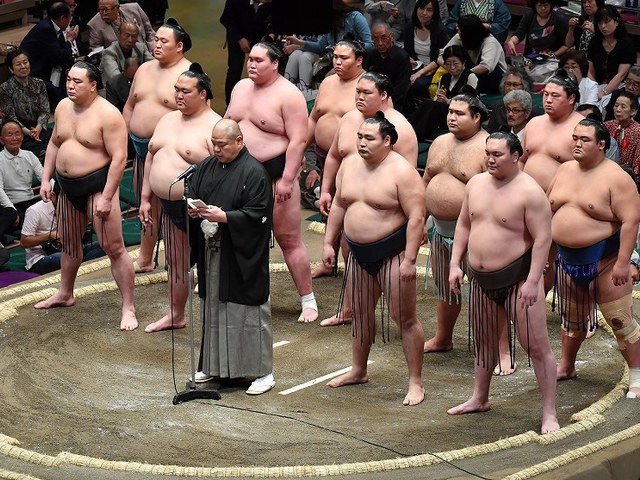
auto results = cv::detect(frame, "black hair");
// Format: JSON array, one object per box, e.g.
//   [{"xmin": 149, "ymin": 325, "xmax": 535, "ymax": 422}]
[
  {"xmin": 594, "ymin": 5, "xmax": 628, "ymax": 40},
  {"xmin": 576, "ymin": 103, "xmax": 602, "ymax": 121},
  {"xmin": 70, "ymin": 60, "xmax": 103, "ymax": 90},
  {"xmin": 181, "ymin": 63, "xmax": 213, "ymax": 100},
  {"xmin": 457, "ymin": 15, "xmax": 490, "ymax": 51},
  {"xmin": 547, "ymin": 69, "xmax": 580, "ymax": 104},
  {"xmin": 558, "ymin": 50, "xmax": 589, "ymax": 78},
  {"xmin": 442, "ymin": 45, "xmax": 470, "ymax": 68},
  {"xmin": 577, "ymin": 118, "xmax": 610, "ymax": 150},
  {"xmin": 615, "ymin": 90, "xmax": 640, "ymax": 112},
  {"xmin": 48, "ymin": 1, "xmax": 70, "ymax": 20},
  {"xmin": 363, "ymin": 111, "xmax": 398, "ymax": 145},
  {"xmin": 451, "ymin": 91, "xmax": 489, "ymax": 122},
  {"xmin": 487, "ymin": 131, "xmax": 524, "ymax": 156},
  {"xmin": 360, "ymin": 71, "xmax": 394, "ymax": 97},
  {"xmin": 162, "ymin": 18, "xmax": 192, "ymax": 52},
  {"xmin": 334, "ymin": 38, "xmax": 367, "ymax": 62},
  {"xmin": 0, "ymin": 118, "xmax": 21, "ymax": 135},
  {"xmin": 5, "ymin": 48, "xmax": 28, "ymax": 69},
  {"xmin": 412, "ymin": 0, "xmax": 442, "ymax": 30},
  {"xmin": 253, "ymin": 40, "xmax": 286, "ymax": 74}
]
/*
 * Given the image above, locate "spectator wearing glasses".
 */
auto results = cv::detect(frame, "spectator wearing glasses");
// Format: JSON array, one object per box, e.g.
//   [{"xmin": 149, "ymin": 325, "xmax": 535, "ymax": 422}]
[
  {"xmin": 501, "ymin": 90, "xmax": 532, "ymax": 141},
  {"xmin": 486, "ymin": 66, "xmax": 543, "ymax": 133},
  {"xmin": 604, "ymin": 65, "xmax": 640, "ymax": 123},
  {"xmin": 559, "ymin": 50, "xmax": 599, "ymax": 106},
  {"xmin": 87, "ymin": 0, "xmax": 155, "ymax": 52}
]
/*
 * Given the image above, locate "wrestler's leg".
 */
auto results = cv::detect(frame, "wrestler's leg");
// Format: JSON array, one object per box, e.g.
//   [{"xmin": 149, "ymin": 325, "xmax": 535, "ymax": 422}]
[
  {"xmin": 543, "ymin": 242, "xmax": 557, "ymax": 295},
  {"xmin": 320, "ymin": 236, "xmax": 354, "ymax": 326},
  {"xmin": 328, "ymin": 266, "xmax": 379, "ymax": 388},
  {"xmin": 515, "ymin": 278, "xmax": 559, "ymax": 434},
  {"xmin": 92, "ymin": 189, "xmax": 138, "ymax": 331},
  {"xmin": 557, "ymin": 271, "xmax": 590, "ymax": 380},
  {"xmin": 145, "ymin": 221, "xmax": 189, "ymax": 333},
  {"xmin": 135, "ymin": 195, "xmax": 160, "ymax": 272},
  {"xmin": 384, "ymin": 253, "xmax": 425, "ymax": 406},
  {"xmin": 34, "ymin": 198, "xmax": 85, "ymax": 309},
  {"xmin": 272, "ymin": 179, "xmax": 316, "ymax": 322},
  {"xmin": 597, "ymin": 262, "xmax": 640, "ymax": 396},
  {"xmin": 448, "ymin": 287, "xmax": 495, "ymax": 415},
  {"xmin": 494, "ymin": 310, "xmax": 517, "ymax": 376},
  {"xmin": 425, "ymin": 239, "xmax": 459, "ymax": 352}
]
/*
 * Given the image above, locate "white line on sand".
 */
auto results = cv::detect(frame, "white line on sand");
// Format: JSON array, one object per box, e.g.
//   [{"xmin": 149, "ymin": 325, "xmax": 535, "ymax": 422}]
[
  {"xmin": 273, "ymin": 341, "xmax": 290, "ymax": 348},
  {"xmin": 278, "ymin": 361, "xmax": 374, "ymax": 395}
]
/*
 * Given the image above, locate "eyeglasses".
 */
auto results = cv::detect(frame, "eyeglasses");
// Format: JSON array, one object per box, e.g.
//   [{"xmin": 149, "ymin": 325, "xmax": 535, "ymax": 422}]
[
  {"xmin": 98, "ymin": 5, "xmax": 118, "ymax": 12},
  {"xmin": 372, "ymin": 34, "xmax": 392, "ymax": 41},
  {"xmin": 505, "ymin": 81, "xmax": 523, "ymax": 87},
  {"xmin": 506, "ymin": 107, "xmax": 527, "ymax": 114},
  {"xmin": 444, "ymin": 61, "xmax": 462, "ymax": 68},
  {"xmin": 626, "ymin": 78, "xmax": 640, "ymax": 88}
]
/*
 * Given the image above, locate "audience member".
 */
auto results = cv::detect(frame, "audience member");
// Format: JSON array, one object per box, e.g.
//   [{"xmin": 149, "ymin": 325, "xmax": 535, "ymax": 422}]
[
  {"xmin": 604, "ymin": 65, "xmax": 640, "ymax": 122},
  {"xmin": 487, "ymin": 67, "xmax": 542, "ymax": 133},
  {"xmin": 87, "ymin": 0, "xmax": 155, "ymax": 51},
  {"xmin": 100, "ymin": 21, "xmax": 153, "ymax": 86},
  {"xmin": 62, "ymin": 0, "xmax": 88, "ymax": 59},
  {"xmin": 565, "ymin": 0, "xmax": 604, "ymax": 54},
  {"xmin": 20, "ymin": 181, "xmax": 105, "ymax": 275},
  {"xmin": 605, "ymin": 91, "xmax": 640, "ymax": 174},
  {"xmin": 403, "ymin": 0, "xmax": 450, "ymax": 99},
  {"xmin": 220, "ymin": 0, "xmax": 273, "ymax": 105},
  {"xmin": 106, "ymin": 57, "xmax": 140, "ymax": 112},
  {"xmin": 588, "ymin": 5, "xmax": 635, "ymax": 105},
  {"xmin": 440, "ymin": 14, "xmax": 507, "ymax": 94},
  {"xmin": 363, "ymin": 0, "xmax": 413, "ymax": 42},
  {"xmin": 576, "ymin": 103, "xmax": 621, "ymax": 161},
  {"xmin": 365, "ymin": 21, "xmax": 412, "ymax": 111},
  {"xmin": 283, "ymin": 34, "xmax": 325, "ymax": 92},
  {"xmin": 501, "ymin": 90, "xmax": 533, "ymax": 141},
  {"xmin": 447, "ymin": 0, "xmax": 511, "ymax": 44},
  {"xmin": 20, "ymin": 2, "xmax": 76, "ymax": 109},
  {"xmin": 0, "ymin": 120, "xmax": 43, "ymax": 226},
  {"xmin": 0, "ymin": 49, "xmax": 52, "ymax": 162},
  {"xmin": 559, "ymin": 50, "xmax": 598, "ymax": 105},
  {"xmin": 408, "ymin": 45, "xmax": 477, "ymax": 140}
]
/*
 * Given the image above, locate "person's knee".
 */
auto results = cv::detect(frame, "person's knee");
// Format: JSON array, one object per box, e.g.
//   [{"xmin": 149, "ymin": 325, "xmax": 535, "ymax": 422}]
[{"xmin": 600, "ymin": 296, "xmax": 640, "ymax": 349}]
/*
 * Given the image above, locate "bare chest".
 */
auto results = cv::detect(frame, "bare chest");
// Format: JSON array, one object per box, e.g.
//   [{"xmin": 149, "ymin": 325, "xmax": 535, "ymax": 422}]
[{"xmin": 427, "ymin": 142, "xmax": 484, "ymax": 183}]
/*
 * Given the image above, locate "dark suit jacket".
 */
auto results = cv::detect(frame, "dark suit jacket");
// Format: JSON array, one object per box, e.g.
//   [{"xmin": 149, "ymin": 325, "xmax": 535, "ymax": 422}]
[
  {"xmin": 220, "ymin": 0, "xmax": 273, "ymax": 45},
  {"xmin": 20, "ymin": 18, "xmax": 75, "ymax": 83},
  {"xmin": 364, "ymin": 45, "xmax": 412, "ymax": 112}
]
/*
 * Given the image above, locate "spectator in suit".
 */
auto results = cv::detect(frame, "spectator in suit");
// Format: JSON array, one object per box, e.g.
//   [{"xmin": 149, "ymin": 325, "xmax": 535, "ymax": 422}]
[
  {"xmin": 87, "ymin": 0, "xmax": 155, "ymax": 52},
  {"xmin": 100, "ymin": 21, "xmax": 153, "ymax": 86},
  {"xmin": 20, "ymin": 2, "xmax": 76, "ymax": 109},
  {"xmin": 220, "ymin": 0, "xmax": 273, "ymax": 106},
  {"xmin": 0, "ymin": 49, "xmax": 52, "ymax": 162}
]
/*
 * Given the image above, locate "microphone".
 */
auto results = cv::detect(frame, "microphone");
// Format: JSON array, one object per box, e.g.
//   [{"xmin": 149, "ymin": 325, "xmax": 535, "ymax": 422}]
[{"xmin": 170, "ymin": 164, "xmax": 198, "ymax": 186}]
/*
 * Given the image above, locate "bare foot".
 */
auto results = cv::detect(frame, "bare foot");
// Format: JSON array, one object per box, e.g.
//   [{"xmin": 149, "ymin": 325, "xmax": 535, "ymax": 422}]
[
  {"xmin": 297, "ymin": 307, "xmax": 318, "ymax": 323},
  {"xmin": 133, "ymin": 260, "xmax": 154, "ymax": 274},
  {"xmin": 120, "ymin": 310, "xmax": 138, "ymax": 331},
  {"xmin": 144, "ymin": 314, "xmax": 187, "ymax": 333},
  {"xmin": 311, "ymin": 263, "xmax": 334, "ymax": 279},
  {"xmin": 447, "ymin": 398, "xmax": 491, "ymax": 415},
  {"xmin": 34, "ymin": 292, "xmax": 76, "ymax": 309},
  {"xmin": 423, "ymin": 337, "xmax": 453, "ymax": 353},
  {"xmin": 556, "ymin": 366, "xmax": 577, "ymax": 381},
  {"xmin": 403, "ymin": 384, "xmax": 425, "ymax": 406},
  {"xmin": 585, "ymin": 327, "xmax": 596, "ymax": 339},
  {"xmin": 541, "ymin": 415, "xmax": 560, "ymax": 434},
  {"xmin": 327, "ymin": 370, "xmax": 368, "ymax": 388},
  {"xmin": 320, "ymin": 312, "xmax": 353, "ymax": 327},
  {"xmin": 627, "ymin": 386, "xmax": 640, "ymax": 398},
  {"xmin": 493, "ymin": 359, "xmax": 517, "ymax": 376}
]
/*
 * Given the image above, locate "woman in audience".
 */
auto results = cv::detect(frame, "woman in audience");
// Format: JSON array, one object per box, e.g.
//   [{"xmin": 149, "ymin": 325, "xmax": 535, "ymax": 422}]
[
  {"xmin": 440, "ymin": 14, "xmax": 506, "ymax": 93},
  {"xmin": 506, "ymin": 0, "xmax": 568, "ymax": 58},
  {"xmin": 403, "ymin": 0, "xmax": 449, "ymax": 98},
  {"xmin": 446, "ymin": 0, "xmax": 511, "ymax": 43},
  {"xmin": 559, "ymin": 50, "xmax": 598, "ymax": 105},
  {"xmin": 605, "ymin": 91, "xmax": 640, "ymax": 174},
  {"xmin": 565, "ymin": 0, "xmax": 604, "ymax": 54},
  {"xmin": 587, "ymin": 5, "xmax": 635, "ymax": 104},
  {"xmin": 0, "ymin": 49, "xmax": 51, "ymax": 163},
  {"xmin": 408, "ymin": 45, "xmax": 477, "ymax": 140}
]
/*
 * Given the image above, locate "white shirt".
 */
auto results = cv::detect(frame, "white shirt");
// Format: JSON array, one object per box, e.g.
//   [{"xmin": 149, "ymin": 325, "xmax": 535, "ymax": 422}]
[
  {"xmin": 21, "ymin": 200, "xmax": 56, "ymax": 270},
  {"xmin": 0, "ymin": 148, "xmax": 42, "ymax": 208}
]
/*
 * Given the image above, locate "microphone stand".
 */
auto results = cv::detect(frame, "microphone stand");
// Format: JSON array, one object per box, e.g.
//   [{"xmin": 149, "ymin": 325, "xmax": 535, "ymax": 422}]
[{"xmin": 173, "ymin": 174, "xmax": 221, "ymax": 404}]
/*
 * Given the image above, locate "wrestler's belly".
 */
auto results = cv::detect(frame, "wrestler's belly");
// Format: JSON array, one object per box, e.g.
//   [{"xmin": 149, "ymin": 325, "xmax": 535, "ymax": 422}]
[
  {"xmin": 523, "ymin": 154, "xmax": 561, "ymax": 192},
  {"xmin": 425, "ymin": 173, "xmax": 465, "ymax": 220},
  {"xmin": 343, "ymin": 204, "xmax": 407, "ymax": 244},
  {"xmin": 468, "ymin": 226, "xmax": 532, "ymax": 272},
  {"xmin": 239, "ymin": 121, "xmax": 289, "ymax": 162},
  {"xmin": 55, "ymin": 142, "xmax": 110, "ymax": 178},
  {"xmin": 149, "ymin": 152, "xmax": 192, "ymax": 201},
  {"xmin": 315, "ymin": 114, "xmax": 342, "ymax": 151},
  {"xmin": 552, "ymin": 205, "xmax": 619, "ymax": 247},
  {"xmin": 129, "ymin": 100, "xmax": 174, "ymax": 138}
]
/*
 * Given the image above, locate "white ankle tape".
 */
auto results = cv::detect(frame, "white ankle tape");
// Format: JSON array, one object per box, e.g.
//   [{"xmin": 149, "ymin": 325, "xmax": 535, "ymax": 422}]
[
  {"xmin": 301, "ymin": 292, "xmax": 317, "ymax": 311},
  {"xmin": 626, "ymin": 367, "xmax": 640, "ymax": 398}
]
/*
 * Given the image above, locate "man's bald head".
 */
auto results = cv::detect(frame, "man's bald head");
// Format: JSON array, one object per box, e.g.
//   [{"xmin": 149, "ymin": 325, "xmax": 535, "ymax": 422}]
[
  {"xmin": 212, "ymin": 119, "xmax": 244, "ymax": 163},
  {"xmin": 118, "ymin": 21, "xmax": 139, "ymax": 50}
]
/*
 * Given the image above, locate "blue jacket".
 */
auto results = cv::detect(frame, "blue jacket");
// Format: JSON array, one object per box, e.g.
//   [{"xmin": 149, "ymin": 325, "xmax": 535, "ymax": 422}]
[{"xmin": 302, "ymin": 11, "xmax": 374, "ymax": 54}]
